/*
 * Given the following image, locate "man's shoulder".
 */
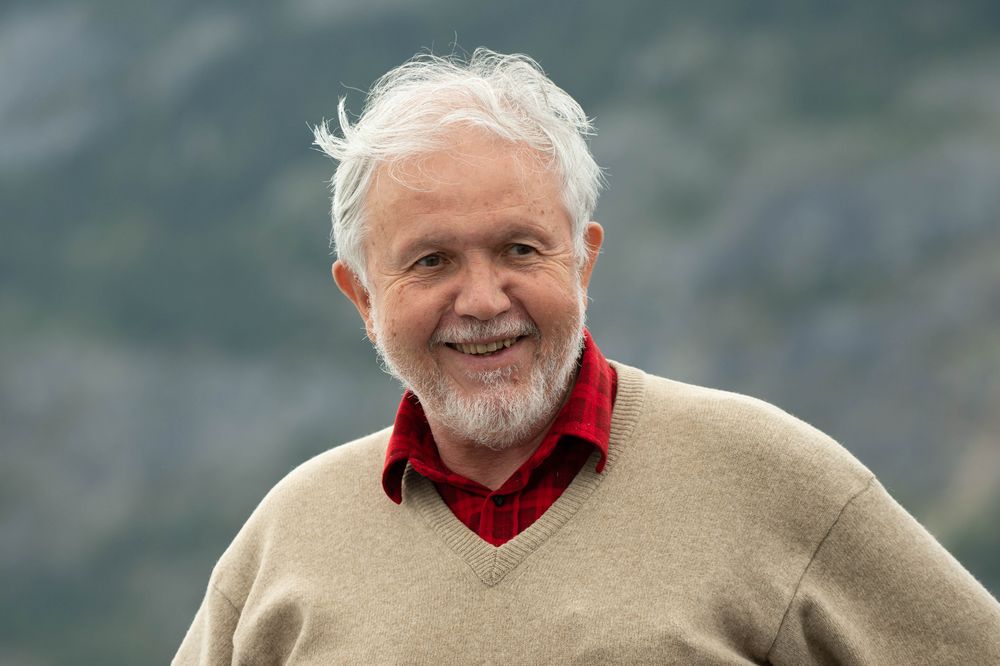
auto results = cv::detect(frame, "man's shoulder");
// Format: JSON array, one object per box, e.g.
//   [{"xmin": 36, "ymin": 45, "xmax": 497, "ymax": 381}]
[
  {"xmin": 296, "ymin": 426, "xmax": 393, "ymax": 477},
  {"xmin": 264, "ymin": 426, "xmax": 393, "ymax": 509},
  {"xmin": 202, "ymin": 427, "xmax": 394, "ymax": 611},
  {"xmin": 613, "ymin": 361, "xmax": 873, "ymax": 493},
  {"xmin": 211, "ymin": 429, "xmax": 392, "ymax": 566},
  {"xmin": 228, "ymin": 427, "xmax": 392, "ymax": 547}
]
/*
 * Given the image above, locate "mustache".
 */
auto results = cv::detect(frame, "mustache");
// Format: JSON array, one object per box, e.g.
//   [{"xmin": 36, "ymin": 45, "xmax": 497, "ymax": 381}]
[{"xmin": 430, "ymin": 316, "xmax": 539, "ymax": 345}]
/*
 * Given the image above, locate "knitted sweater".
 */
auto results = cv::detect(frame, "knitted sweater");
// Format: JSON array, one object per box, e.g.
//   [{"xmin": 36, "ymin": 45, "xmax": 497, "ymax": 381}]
[{"xmin": 175, "ymin": 363, "xmax": 1000, "ymax": 664}]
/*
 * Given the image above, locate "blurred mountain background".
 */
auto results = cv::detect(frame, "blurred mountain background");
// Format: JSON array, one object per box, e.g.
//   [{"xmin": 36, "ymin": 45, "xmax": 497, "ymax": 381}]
[{"xmin": 2, "ymin": 0, "xmax": 999, "ymax": 662}]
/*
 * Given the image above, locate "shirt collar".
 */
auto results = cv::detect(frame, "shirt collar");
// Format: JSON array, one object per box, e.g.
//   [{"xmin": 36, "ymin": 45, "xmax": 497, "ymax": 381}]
[{"xmin": 381, "ymin": 329, "xmax": 615, "ymax": 504}]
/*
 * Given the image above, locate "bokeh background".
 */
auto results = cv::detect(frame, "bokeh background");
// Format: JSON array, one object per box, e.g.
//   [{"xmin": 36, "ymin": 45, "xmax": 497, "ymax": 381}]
[{"xmin": 2, "ymin": 0, "xmax": 999, "ymax": 662}]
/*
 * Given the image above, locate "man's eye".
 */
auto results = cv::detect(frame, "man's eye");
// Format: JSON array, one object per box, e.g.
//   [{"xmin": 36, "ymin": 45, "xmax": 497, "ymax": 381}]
[
  {"xmin": 509, "ymin": 244, "xmax": 536, "ymax": 257},
  {"xmin": 415, "ymin": 254, "xmax": 442, "ymax": 268}
]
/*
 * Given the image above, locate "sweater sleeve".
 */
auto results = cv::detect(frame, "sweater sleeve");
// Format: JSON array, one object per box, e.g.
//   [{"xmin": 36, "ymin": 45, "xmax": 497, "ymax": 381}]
[
  {"xmin": 767, "ymin": 478, "xmax": 1000, "ymax": 665},
  {"xmin": 172, "ymin": 582, "xmax": 239, "ymax": 665}
]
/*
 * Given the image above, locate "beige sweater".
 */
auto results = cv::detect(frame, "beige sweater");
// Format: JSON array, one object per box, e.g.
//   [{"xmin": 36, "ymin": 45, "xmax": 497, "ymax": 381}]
[{"xmin": 175, "ymin": 363, "xmax": 1000, "ymax": 664}]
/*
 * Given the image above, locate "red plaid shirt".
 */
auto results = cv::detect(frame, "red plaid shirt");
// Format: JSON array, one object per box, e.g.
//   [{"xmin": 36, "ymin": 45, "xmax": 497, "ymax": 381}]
[{"xmin": 382, "ymin": 329, "xmax": 616, "ymax": 546}]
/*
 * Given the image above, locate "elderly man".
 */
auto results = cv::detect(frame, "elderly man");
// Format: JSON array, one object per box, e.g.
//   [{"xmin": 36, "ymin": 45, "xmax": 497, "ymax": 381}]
[{"xmin": 175, "ymin": 49, "xmax": 1000, "ymax": 663}]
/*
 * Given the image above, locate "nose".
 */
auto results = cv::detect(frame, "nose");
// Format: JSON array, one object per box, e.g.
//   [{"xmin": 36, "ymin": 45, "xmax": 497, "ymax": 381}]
[{"xmin": 453, "ymin": 258, "xmax": 511, "ymax": 320}]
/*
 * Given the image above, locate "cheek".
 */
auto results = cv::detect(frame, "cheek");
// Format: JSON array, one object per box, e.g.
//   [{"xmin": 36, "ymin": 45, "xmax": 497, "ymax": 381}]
[
  {"xmin": 382, "ymin": 293, "xmax": 441, "ymax": 346},
  {"xmin": 520, "ymin": 275, "xmax": 582, "ymax": 317}
]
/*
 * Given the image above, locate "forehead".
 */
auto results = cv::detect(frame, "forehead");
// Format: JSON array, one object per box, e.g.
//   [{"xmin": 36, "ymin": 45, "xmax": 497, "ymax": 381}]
[{"xmin": 365, "ymin": 129, "xmax": 566, "ymax": 232}]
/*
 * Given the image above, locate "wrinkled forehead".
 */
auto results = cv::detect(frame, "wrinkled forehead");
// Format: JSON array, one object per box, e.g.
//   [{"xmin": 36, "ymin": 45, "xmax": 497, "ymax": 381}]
[{"xmin": 365, "ymin": 128, "xmax": 562, "ymax": 216}]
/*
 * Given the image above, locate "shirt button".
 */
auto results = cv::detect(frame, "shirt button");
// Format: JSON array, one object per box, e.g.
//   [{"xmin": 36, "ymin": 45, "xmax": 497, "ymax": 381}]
[{"xmin": 492, "ymin": 495, "xmax": 506, "ymax": 507}]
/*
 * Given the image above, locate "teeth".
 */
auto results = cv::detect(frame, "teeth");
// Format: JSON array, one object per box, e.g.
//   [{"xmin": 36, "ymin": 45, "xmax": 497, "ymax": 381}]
[{"xmin": 454, "ymin": 337, "xmax": 519, "ymax": 355}]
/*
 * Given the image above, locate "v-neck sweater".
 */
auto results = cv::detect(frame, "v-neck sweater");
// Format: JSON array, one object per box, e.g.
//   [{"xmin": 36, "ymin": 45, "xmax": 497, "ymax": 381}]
[{"xmin": 175, "ymin": 363, "xmax": 1000, "ymax": 664}]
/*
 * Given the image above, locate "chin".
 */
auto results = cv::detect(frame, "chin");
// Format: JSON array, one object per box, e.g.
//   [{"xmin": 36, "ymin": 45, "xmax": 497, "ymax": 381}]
[
  {"xmin": 435, "ymin": 388, "xmax": 561, "ymax": 451},
  {"xmin": 420, "ymin": 337, "xmax": 581, "ymax": 449}
]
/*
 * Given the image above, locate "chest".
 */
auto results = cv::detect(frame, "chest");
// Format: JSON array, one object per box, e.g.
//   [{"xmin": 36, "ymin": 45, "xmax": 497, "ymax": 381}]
[{"xmin": 230, "ymin": 529, "xmax": 784, "ymax": 665}]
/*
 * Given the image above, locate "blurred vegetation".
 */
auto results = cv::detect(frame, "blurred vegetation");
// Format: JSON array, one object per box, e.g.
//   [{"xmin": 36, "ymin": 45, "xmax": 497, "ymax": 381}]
[{"xmin": 1, "ymin": 0, "xmax": 998, "ymax": 663}]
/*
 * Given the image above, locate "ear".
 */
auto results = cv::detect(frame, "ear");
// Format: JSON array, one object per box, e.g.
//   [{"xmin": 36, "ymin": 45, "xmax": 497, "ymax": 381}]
[
  {"xmin": 578, "ymin": 221, "xmax": 604, "ymax": 290},
  {"xmin": 332, "ymin": 261, "xmax": 377, "ymax": 342}
]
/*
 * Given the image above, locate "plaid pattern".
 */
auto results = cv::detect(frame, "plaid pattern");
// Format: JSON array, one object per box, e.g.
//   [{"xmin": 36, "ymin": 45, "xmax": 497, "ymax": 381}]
[{"xmin": 382, "ymin": 329, "xmax": 617, "ymax": 546}]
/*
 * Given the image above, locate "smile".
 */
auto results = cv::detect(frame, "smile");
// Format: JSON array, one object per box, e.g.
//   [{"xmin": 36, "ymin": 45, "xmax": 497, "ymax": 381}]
[{"xmin": 446, "ymin": 336, "xmax": 522, "ymax": 356}]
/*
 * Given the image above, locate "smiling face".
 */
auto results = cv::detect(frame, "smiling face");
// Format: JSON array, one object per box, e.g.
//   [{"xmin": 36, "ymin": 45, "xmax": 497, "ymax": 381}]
[{"xmin": 334, "ymin": 128, "xmax": 603, "ymax": 449}]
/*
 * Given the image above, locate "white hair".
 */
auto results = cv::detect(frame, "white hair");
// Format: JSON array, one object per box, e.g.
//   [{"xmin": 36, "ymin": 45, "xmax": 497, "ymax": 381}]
[{"xmin": 313, "ymin": 48, "xmax": 603, "ymax": 287}]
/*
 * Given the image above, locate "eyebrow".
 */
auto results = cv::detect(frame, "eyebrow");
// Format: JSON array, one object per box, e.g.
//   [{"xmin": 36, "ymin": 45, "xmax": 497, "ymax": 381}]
[{"xmin": 394, "ymin": 220, "xmax": 553, "ymax": 259}]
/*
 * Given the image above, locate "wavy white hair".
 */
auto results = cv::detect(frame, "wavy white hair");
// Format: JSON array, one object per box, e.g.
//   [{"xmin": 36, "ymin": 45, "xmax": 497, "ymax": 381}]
[{"xmin": 313, "ymin": 48, "xmax": 603, "ymax": 287}]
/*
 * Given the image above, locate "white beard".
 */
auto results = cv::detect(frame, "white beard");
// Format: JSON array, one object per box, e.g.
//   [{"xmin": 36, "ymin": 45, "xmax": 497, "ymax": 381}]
[{"xmin": 370, "ymin": 291, "xmax": 586, "ymax": 450}]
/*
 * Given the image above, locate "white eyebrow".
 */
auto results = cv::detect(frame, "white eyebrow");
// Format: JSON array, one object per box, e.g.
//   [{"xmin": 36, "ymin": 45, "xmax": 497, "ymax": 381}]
[{"xmin": 393, "ymin": 220, "xmax": 553, "ymax": 259}]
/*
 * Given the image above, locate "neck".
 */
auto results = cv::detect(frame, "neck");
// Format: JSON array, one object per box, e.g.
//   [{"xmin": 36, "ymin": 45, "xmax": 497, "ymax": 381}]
[{"xmin": 431, "ymin": 426, "xmax": 549, "ymax": 491}]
